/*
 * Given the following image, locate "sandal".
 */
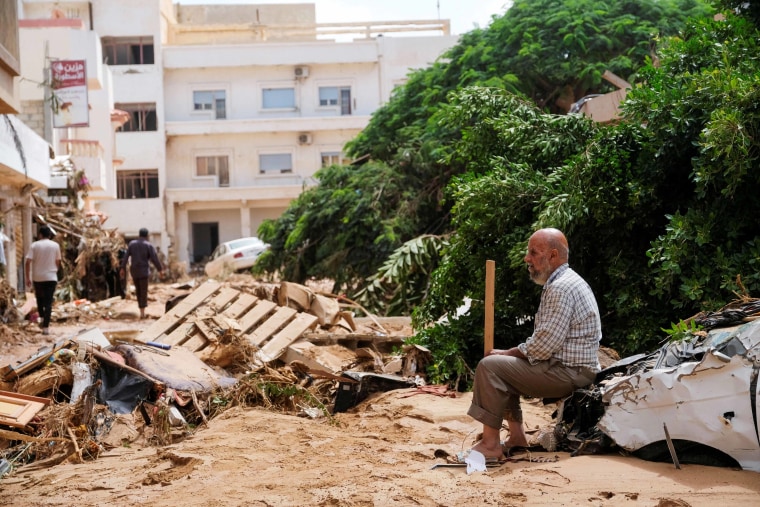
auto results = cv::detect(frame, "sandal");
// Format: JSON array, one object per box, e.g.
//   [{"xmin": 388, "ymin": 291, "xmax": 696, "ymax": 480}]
[{"xmin": 453, "ymin": 449, "xmax": 505, "ymax": 465}]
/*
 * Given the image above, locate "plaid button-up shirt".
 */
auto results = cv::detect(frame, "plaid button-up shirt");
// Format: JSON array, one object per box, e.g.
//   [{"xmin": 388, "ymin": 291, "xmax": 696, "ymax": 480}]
[{"xmin": 518, "ymin": 263, "xmax": 602, "ymax": 371}]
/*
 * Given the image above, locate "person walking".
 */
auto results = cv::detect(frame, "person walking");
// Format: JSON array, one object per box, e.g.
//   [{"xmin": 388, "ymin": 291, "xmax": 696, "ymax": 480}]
[
  {"xmin": 119, "ymin": 228, "xmax": 163, "ymax": 319},
  {"xmin": 24, "ymin": 225, "xmax": 62, "ymax": 335}
]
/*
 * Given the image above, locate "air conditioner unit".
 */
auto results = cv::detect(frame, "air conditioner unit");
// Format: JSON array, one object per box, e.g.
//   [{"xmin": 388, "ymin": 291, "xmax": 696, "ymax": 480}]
[
  {"xmin": 298, "ymin": 133, "xmax": 312, "ymax": 145},
  {"xmin": 294, "ymin": 65, "xmax": 310, "ymax": 78}
]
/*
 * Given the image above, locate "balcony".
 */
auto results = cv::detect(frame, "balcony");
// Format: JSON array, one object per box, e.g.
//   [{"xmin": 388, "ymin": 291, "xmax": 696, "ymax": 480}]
[
  {"xmin": 0, "ymin": 115, "xmax": 50, "ymax": 186},
  {"xmin": 58, "ymin": 139, "xmax": 107, "ymax": 191}
]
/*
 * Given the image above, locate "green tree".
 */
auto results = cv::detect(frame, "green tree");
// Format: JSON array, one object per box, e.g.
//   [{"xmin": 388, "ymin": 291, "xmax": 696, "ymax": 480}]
[
  {"xmin": 260, "ymin": 0, "xmax": 710, "ymax": 302},
  {"xmin": 347, "ymin": 0, "xmax": 713, "ymax": 161},
  {"xmin": 411, "ymin": 11, "xmax": 760, "ymax": 384},
  {"xmin": 255, "ymin": 161, "xmax": 427, "ymax": 292}
]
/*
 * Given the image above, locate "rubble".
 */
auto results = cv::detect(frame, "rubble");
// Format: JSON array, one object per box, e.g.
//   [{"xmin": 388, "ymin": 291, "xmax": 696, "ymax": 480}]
[{"xmin": 0, "ymin": 278, "xmax": 423, "ymax": 476}]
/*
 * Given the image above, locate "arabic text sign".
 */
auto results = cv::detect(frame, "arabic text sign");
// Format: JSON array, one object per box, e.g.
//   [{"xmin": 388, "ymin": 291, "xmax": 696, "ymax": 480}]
[{"xmin": 51, "ymin": 60, "xmax": 89, "ymax": 128}]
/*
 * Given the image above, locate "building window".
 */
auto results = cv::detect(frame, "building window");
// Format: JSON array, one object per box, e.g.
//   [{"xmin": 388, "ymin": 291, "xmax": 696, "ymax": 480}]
[
  {"xmin": 196, "ymin": 155, "xmax": 230, "ymax": 186},
  {"xmin": 193, "ymin": 90, "xmax": 226, "ymax": 119},
  {"xmin": 321, "ymin": 152, "xmax": 349, "ymax": 168},
  {"xmin": 259, "ymin": 153, "xmax": 292, "ymax": 174},
  {"xmin": 102, "ymin": 36, "xmax": 155, "ymax": 65},
  {"xmin": 116, "ymin": 103, "xmax": 157, "ymax": 132},
  {"xmin": 117, "ymin": 170, "xmax": 159, "ymax": 199},
  {"xmin": 319, "ymin": 86, "xmax": 352, "ymax": 115},
  {"xmin": 262, "ymin": 88, "xmax": 295, "ymax": 109}
]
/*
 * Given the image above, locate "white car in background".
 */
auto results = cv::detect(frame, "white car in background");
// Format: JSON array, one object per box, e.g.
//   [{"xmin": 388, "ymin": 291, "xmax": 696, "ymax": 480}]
[{"xmin": 204, "ymin": 237, "xmax": 269, "ymax": 278}]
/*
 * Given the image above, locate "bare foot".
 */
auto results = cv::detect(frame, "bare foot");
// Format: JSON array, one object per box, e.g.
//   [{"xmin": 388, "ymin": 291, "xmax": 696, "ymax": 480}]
[
  {"xmin": 470, "ymin": 441, "xmax": 504, "ymax": 460},
  {"xmin": 502, "ymin": 437, "xmax": 530, "ymax": 450}
]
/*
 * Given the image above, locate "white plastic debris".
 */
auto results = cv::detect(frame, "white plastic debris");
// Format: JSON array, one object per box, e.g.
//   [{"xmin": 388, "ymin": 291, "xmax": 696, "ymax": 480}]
[
  {"xmin": 70, "ymin": 362, "xmax": 93, "ymax": 404},
  {"xmin": 464, "ymin": 449, "xmax": 487, "ymax": 475}
]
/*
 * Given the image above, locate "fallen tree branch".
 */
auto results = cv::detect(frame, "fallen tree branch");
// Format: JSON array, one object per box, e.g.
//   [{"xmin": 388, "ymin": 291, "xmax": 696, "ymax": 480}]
[
  {"xmin": 65, "ymin": 425, "xmax": 83, "ymax": 464},
  {"xmin": 190, "ymin": 389, "xmax": 208, "ymax": 427}
]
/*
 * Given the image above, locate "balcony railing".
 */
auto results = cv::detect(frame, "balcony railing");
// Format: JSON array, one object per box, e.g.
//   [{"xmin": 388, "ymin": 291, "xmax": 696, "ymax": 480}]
[
  {"xmin": 169, "ymin": 19, "xmax": 451, "ymax": 45},
  {"xmin": 60, "ymin": 138, "xmax": 103, "ymax": 158},
  {"xmin": 59, "ymin": 139, "xmax": 106, "ymax": 190}
]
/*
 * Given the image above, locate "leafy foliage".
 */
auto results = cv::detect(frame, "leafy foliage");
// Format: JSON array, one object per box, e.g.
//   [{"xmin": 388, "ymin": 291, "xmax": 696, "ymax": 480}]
[
  {"xmin": 347, "ymin": 0, "xmax": 713, "ymax": 162},
  {"xmin": 414, "ymin": 12, "xmax": 760, "ymax": 366},
  {"xmin": 257, "ymin": 1, "xmax": 757, "ymax": 383},
  {"xmin": 254, "ymin": 161, "xmax": 437, "ymax": 292},
  {"xmin": 354, "ymin": 234, "xmax": 448, "ymax": 316},
  {"xmin": 661, "ymin": 319, "xmax": 705, "ymax": 343}
]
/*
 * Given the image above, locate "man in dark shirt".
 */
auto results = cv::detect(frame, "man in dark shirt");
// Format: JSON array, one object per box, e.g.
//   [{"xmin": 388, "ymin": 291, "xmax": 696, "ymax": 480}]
[{"xmin": 120, "ymin": 228, "xmax": 163, "ymax": 319}]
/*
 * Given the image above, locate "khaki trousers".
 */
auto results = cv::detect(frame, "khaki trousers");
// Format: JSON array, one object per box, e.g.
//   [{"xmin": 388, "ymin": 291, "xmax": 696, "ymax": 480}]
[{"xmin": 467, "ymin": 355, "xmax": 596, "ymax": 428}]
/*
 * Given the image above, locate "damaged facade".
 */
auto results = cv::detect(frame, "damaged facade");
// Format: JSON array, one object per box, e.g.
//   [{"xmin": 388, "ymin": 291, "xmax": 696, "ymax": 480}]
[{"xmin": 0, "ymin": 1, "xmax": 54, "ymax": 294}]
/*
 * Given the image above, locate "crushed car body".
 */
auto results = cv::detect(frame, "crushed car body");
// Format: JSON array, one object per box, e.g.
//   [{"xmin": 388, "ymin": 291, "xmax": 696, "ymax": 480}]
[{"xmin": 559, "ymin": 305, "xmax": 760, "ymax": 472}]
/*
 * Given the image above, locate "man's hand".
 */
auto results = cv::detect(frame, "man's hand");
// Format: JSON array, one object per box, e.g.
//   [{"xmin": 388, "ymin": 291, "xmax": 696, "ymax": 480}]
[{"xmin": 487, "ymin": 347, "xmax": 526, "ymax": 359}]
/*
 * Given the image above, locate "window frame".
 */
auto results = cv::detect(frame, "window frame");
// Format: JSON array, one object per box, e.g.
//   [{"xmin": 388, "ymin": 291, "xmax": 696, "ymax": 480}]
[
  {"xmin": 320, "ymin": 151, "xmax": 349, "ymax": 168},
  {"xmin": 116, "ymin": 169, "xmax": 160, "ymax": 199},
  {"xmin": 102, "ymin": 36, "xmax": 155, "ymax": 65},
  {"xmin": 318, "ymin": 85, "xmax": 352, "ymax": 115},
  {"xmin": 195, "ymin": 153, "xmax": 231, "ymax": 187},
  {"xmin": 258, "ymin": 152, "xmax": 293, "ymax": 174},
  {"xmin": 261, "ymin": 86, "xmax": 296, "ymax": 111},
  {"xmin": 115, "ymin": 102, "xmax": 158, "ymax": 132},
  {"xmin": 192, "ymin": 89, "xmax": 227, "ymax": 119}
]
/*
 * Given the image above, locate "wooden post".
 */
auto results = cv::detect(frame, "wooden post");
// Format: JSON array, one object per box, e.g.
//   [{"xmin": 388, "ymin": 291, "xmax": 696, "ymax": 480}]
[{"xmin": 484, "ymin": 260, "xmax": 495, "ymax": 356}]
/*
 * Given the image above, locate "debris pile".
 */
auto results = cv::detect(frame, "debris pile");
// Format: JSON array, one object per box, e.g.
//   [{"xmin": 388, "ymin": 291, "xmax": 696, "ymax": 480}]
[
  {"xmin": 29, "ymin": 192, "xmax": 185, "ymax": 305},
  {"xmin": 0, "ymin": 279, "xmax": 428, "ymax": 477}
]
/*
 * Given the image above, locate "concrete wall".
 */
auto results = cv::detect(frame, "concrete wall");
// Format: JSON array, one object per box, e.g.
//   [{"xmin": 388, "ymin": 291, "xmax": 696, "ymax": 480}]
[
  {"xmin": 88, "ymin": 0, "xmax": 169, "ymax": 250},
  {"xmin": 17, "ymin": 0, "xmax": 458, "ymax": 269}
]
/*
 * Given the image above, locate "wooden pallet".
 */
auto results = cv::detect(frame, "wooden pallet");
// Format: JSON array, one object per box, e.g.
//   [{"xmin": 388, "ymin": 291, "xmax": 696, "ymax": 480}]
[{"xmin": 137, "ymin": 281, "xmax": 318, "ymax": 367}]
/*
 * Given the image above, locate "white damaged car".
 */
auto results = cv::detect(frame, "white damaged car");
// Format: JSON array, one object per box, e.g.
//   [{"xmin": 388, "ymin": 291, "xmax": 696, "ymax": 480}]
[{"xmin": 556, "ymin": 302, "xmax": 760, "ymax": 472}]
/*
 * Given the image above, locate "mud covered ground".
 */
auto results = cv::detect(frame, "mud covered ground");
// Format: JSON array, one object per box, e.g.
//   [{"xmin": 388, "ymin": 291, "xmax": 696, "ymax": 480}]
[{"xmin": 1, "ymin": 279, "xmax": 759, "ymax": 506}]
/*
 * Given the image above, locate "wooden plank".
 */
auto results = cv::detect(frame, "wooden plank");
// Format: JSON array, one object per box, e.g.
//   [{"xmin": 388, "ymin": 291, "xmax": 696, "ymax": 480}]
[
  {"xmin": 139, "ymin": 281, "xmax": 221, "ymax": 343},
  {"xmin": 222, "ymin": 293, "xmax": 258, "ymax": 319},
  {"xmin": 207, "ymin": 287, "xmax": 241, "ymax": 312},
  {"xmin": 484, "ymin": 259, "xmax": 495, "ymax": 356},
  {"xmin": 183, "ymin": 333, "xmax": 209, "ymax": 352},
  {"xmin": 194, "ymin": 318, "xmax": 220, "ymax": 344},
  {"xmin": 162, "ymin": 322, "xmax": 197, "ymax": 347},
  {"xmin": 212, "ymin": 315, "xmax": 241, "ymax": 334},
  {"xmin": 238, "ymin": 300, "xmax": 278, "ymax": 334},
  {"xmin": 602, "ymin": 70, "xmax": 631, "ymax": 89},
  {"xmin": 282, "ymin": 341, "xmax": 338, "ymax": 373},
  {"xmin": 247, "ymin": 306, "xmax": 297, "ymax": 347},
  {"xmin": 257, "ymin": 313, "xmax": 319, "ymax": 363},
  {"xmin": 1, "ymin": 340, "xmax": 71, "ymax": 381}
]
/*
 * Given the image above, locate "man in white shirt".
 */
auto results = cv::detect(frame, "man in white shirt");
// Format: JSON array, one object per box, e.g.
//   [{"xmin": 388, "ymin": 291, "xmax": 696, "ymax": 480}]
[{"xmin": 25, "ymin": 226, "xmax": 62, "ymax": 335}]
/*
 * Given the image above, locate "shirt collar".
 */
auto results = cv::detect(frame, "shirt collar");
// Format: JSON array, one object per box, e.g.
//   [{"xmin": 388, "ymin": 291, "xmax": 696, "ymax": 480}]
[{"xmin": 545, "ymin": 263, "xmax": 569, "ymax": 287}]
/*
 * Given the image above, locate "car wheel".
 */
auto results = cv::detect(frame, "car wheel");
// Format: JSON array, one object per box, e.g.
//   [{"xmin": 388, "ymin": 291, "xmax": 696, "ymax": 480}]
[{"xmin": 633, "ymin": 440, "xmax": 741, "ymax": 468}]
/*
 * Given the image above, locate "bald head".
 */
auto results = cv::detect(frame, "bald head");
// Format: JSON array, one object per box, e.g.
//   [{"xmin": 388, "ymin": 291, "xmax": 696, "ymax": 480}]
[
  {"xmin": 533, "ymin": 228, "xmax": 569, "ymax": 262},
  {"xmin": 524, "ymin": 228, "xmax": 570, "ymax": 285}
]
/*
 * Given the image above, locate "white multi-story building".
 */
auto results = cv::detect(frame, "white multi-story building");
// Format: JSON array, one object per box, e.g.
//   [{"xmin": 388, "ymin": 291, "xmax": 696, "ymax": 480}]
[{"xmin": 17, "ymin": 1, "xmax": 459, "ymax": 270}]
